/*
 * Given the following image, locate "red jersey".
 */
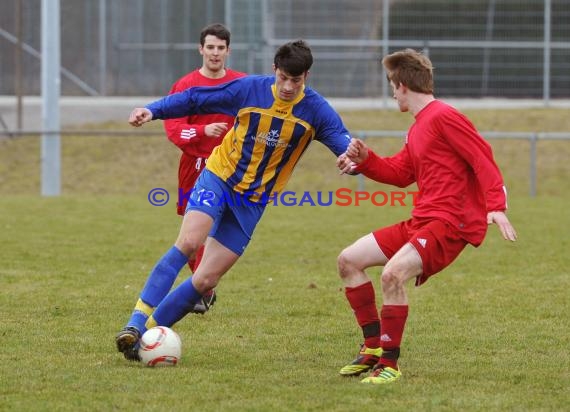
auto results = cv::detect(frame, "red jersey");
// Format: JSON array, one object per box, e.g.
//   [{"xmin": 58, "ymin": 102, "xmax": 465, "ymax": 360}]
[
  {"xmin": 355, "ymin": 100, "xmax": 507, "ymax": 246},
  {"xmin": 164, "ymin": 68, "xmax": 246, "ymax": 215},
  {"xmin": 164, "ymin": 68, "xmax": 245, "ymax": 158}
]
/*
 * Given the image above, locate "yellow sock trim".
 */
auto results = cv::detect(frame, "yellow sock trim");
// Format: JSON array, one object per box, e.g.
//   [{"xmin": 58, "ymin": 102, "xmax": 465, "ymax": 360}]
[
  {"xmin": 145, "ymin": 315, "xmax": 157, "ymax": 330},
  {"xmin": 134, "ymin": 298, "xmax": 154, "ymax": 316}
]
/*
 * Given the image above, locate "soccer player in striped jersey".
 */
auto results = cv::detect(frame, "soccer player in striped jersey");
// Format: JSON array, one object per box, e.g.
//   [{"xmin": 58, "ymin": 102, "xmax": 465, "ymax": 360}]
[
  {"xmin": 164, "ymin": 23, "xmax": 245, "ymax": 277},
  {"xmin": 337, "ymin": 48, "xmax": 517, "ymax": 384},
  {"xmin": 116, "ymin": 40, "xmax": 352, "ymax": 361},
  {"xmin": 116, "ymin": 25, "xmax": 244, "ymax": 361}
]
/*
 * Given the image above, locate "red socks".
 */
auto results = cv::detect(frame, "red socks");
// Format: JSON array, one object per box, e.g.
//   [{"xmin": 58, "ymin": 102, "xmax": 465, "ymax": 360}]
[
  {"xmin": 345, "ymin": 283, "xmax": 410, "ymax": 369},
  {"xmin": 345, "ymin": 282, "xmax": 381, "ymax": 348},
  {"xmin": 379, "ymin": 304, "xmax": 409, "ymax": 369}
]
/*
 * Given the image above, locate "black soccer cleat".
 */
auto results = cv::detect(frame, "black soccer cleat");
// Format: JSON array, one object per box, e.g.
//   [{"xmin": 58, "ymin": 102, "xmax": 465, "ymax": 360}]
[
  {"xmin": 190, "ymin": 289, "xmax": 217, "ymax": 314},
  {"xmin": 115, "ymin": 326, "xmax": 141, "ymax": 361}
]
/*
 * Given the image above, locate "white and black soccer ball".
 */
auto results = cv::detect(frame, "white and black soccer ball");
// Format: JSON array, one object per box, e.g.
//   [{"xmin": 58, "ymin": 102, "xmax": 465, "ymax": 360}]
[{"xmin": 138, "ymin": 326, "xmax": 182, "ymax": 367}]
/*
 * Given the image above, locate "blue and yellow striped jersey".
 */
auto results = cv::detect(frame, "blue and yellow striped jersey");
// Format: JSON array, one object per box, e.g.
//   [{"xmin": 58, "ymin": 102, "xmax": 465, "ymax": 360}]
[{"xmin": 147, "ymin": 75, "xmax": 351, "ymax": 198}]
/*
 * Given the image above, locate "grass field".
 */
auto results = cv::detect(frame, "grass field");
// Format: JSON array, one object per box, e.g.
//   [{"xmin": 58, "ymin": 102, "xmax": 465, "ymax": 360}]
[{"xmin": 1, "ymin": 108, "xmax": 569, "ymax": 411}]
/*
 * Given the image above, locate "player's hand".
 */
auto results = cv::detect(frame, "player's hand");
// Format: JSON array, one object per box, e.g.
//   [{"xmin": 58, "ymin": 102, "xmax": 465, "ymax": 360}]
[
  {"xmin": 337, "ymin": 153, "xmax": 357, "ymax": 175},
  {"xmin": 205, "ymin": 122, "xmax": 229, "ymax": 138},
  {"xmin": 346, "ymin": 138, "xmax": 369, "ymax": 164},
  {"xmin": 487, "ymin": 211, "xmax": 517, "ymax": 241},
  {"xmin": 129, "ymin": 108, "xmax": 153, "ymax": 127}
]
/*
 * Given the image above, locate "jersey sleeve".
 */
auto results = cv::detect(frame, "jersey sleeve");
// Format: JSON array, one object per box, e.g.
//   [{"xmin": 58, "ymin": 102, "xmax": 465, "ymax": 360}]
[
  {"xmin": 438, "ymin": 110, "xmax": 508, "ymax": 211},
  {"xmin": 313, "ymin": 101, "xmax": 351, "ymax": 156},
  {"xmin": 355, "ymin": 146, "xmax": 416, "ymax": 188},
  {"xmin": 146, "ymin": 78, "xmax": 245, "ymax": 120}
]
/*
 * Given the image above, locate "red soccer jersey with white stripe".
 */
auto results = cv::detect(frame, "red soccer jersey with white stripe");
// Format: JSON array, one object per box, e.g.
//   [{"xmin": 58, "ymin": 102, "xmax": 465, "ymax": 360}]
[
  {"xmin": 164, "ymin": 68, "xmax": 246, "ymax": 158},
  {"xmin": 355, "ymin": 100, "xmax": 507, "ymax": 246}
]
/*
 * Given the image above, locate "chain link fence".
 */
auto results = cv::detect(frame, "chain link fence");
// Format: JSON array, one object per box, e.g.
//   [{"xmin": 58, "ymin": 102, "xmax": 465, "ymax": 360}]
[{"xmin": 1, "ymin": 0, "xmax": 569, "ymax": 99}]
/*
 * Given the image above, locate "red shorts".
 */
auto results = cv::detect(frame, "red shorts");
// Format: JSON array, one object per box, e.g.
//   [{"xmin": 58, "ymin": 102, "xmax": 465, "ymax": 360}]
[
  {"xmin": 372, "ymin": 218, "xmax": 467, "ymax": 286},
  {"xmin": 177, "ymin": 155, "xmax": 207, "ymax": 216}
]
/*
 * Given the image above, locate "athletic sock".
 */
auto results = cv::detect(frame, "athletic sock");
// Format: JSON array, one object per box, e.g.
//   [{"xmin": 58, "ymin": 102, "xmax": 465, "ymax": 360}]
[
  {"xmin": 127, "ymin": 299, "xmax": 153, "ymax": 333},
  {"xmin": 379, "ymin": 304, "xmax": 409, "ymax": 369},
  {"xmin": 345, "ymin": 281, "xmax": 381, "ymax": 348},
  {"xmin": 146, "ymin": 276, "xmax": 202, "ymax": 329},
  {"xmin": 126, "ymin": 246, "xmax": 188, "ymax": 332}
]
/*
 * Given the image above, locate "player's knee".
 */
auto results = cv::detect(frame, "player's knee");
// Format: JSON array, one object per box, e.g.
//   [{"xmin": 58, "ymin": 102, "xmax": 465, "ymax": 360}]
[
  {"xmin": 381, "ymin": 268, "xmax": 403, "ymax": 290},
  {"xmin": 192, "ymin": 274, "xmax": 218, "ymax": 293},
  {"xmin": 175, "ymin": 236, "xmax": 202, "ymax": 257},
  {"xmin": 337, "ymin": 248, "xmax": 356, "ymax": 279}
]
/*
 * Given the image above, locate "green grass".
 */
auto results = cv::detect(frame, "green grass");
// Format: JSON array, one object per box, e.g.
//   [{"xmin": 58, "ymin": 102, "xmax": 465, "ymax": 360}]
[{"xmin": 1, "ymin": 108, "xmax": 569, "ymax": 411}]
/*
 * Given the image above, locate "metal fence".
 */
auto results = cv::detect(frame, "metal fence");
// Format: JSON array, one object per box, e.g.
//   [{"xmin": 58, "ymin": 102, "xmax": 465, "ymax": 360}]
[
  {"xmin": 2, "ymin": 125, "xmax": 568, "ymax": 197},
  {"xmin": 353, "ymin": 130, "xmax": 570, "ymax": 197},
  {"xmin": 1, "ymin": 0, "xmax": 570, "ymax": 100},
  {"xmin": 1, "ymin": 1, "xmax": 568, "ymax": 197}
]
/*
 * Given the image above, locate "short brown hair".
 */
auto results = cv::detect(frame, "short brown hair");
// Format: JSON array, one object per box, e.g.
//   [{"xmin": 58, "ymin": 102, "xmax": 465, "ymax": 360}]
[
  {"xmin": 200, "ymin": 23, "xmax": 231, "ymax": 47},
  {"xmin": 382, "ymin": 49, "xmax": 434, "ymax": 94},
  {"xmin": 273, "ymin": 40, "xmax": 313, "ymax": 76}
]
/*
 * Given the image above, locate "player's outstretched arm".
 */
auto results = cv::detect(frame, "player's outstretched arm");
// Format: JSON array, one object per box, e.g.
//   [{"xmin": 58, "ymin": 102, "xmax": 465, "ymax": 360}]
[
  {"xmin": 487, "ymin": 211, "xmax": 517, "ymax": 241},
  {"xmin": 129, "ymin": 108, "xmax": 153, "ymax": 127}
]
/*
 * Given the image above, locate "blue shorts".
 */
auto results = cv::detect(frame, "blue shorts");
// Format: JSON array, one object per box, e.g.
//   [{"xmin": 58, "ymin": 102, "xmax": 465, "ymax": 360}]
[{"xmin": 184, "ymin": 169, "xmax": 266, "ymax": 255}]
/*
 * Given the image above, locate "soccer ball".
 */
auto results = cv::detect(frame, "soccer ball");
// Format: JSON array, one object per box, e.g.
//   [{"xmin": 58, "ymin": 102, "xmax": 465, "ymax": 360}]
[{"xmin": 138, "ymin": 326, "xmax": 182, "ymax": 367}]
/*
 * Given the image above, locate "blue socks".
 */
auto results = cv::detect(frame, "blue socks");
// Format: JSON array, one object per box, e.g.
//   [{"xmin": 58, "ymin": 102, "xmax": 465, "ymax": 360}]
[
  {"xmin": 126, "ymin": 246, "xmax": 188, "ymax": 332},
  {"xmin": 150, "ymin": 276, "xmax": 203, "ymax": 327}
]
